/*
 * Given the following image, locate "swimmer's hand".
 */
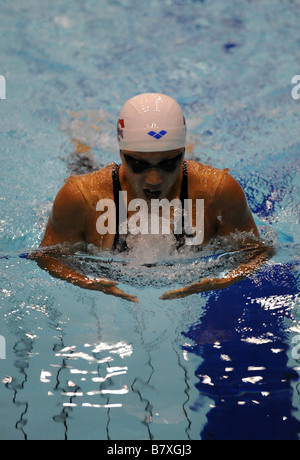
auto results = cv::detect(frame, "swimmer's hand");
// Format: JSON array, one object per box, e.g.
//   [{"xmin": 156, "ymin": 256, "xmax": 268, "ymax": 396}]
[
  {"xmin": 159, "ymin": 277, "xmax": 232, "ymax": 300},
  {"xmin": 79, "ymin": 277, "xmax": 139, "ymax": 303},
  {"xmin": 31, "ymin": 250, "xmax": 138, "ymax": 303}
]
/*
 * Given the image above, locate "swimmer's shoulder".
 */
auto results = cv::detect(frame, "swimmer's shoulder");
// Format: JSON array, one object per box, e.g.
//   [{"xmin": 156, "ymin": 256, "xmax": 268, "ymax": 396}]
[
  {"xmin": 65, "ymin": 163, "xmax": 116, "ymax": 205},
  {"xmin": 186, "ymin": 160, "xmax": 229, "ymax": 198},
  {"xmin": 186, "ymin": 160, "xmax": 253, "ymax": 226}
]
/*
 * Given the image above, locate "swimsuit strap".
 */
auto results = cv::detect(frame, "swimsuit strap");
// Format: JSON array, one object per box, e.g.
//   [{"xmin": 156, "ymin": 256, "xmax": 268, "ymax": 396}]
[
  {"xmin": 180, "ymin": 160, "xmax": 188, "ymax": 207},
  {"xmin": 176, "ymin": 160, "xmax": 188, "ymax": 247},
  {"xmin": 112, "ymin": 163, "xmax": 123, "ymax": 251},
  {"xmin": 112, "ymin": 161, "xmax": 189, "ymax": 251}
]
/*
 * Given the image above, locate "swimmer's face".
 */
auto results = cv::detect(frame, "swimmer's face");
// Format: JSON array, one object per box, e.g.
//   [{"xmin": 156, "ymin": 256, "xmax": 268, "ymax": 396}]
[{"xmin": 120, "ymin": 148, "xmax": 185, "ymax": 201}]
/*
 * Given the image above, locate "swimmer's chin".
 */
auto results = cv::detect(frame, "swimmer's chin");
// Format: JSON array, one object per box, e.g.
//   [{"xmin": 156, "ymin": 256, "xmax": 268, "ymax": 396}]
[{"xmin": 143, "ymin": 189, "xmax": 162, "ymax": 201}]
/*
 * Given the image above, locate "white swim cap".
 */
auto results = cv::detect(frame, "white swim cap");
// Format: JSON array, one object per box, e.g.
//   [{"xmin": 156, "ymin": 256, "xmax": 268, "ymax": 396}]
[{"xmin": 117, "ymin": 93, "xmax": 186, "ymax": 152}]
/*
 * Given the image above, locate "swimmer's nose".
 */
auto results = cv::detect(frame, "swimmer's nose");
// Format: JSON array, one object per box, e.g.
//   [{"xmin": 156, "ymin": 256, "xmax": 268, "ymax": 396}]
[{"xmin": 144, "ymin": 169, "xmax": 163, "ymax": 188}]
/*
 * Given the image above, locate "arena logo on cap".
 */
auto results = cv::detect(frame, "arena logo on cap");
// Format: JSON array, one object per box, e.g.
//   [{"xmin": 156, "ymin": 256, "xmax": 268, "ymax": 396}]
[{"xmin": 148, "ymin": 130, "xmax": 167, "ymax": 140}]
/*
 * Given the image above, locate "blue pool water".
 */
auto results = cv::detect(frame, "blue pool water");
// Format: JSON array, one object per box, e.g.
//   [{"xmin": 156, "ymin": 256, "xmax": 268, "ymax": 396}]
[{"xmin": 0, "ymin": 0, "xmax": 300, "ymax": 440}]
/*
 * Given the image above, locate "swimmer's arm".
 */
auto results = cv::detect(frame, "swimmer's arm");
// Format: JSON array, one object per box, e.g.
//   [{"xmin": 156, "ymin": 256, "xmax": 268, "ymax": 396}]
[
  {"xmin": 160, "ymin": 245, "xmax": 274, "ymax": 300},
  {"xmin": 36, "ymin": 255, "xmax": 139, "ymax": 302},
  {"xmin": 32, "ymin": 179, "xmax": 138, "ymax": 303},
  {"xmin": 32, "ymin": 247, "xmax": 121, "ymax": 292},
  {"xmin": 160, "ymin": 174, "xmax": 275, "ymax": 300}
]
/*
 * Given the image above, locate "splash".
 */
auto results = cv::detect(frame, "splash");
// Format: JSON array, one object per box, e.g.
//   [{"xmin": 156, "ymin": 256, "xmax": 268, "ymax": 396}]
[{"xmin": 59, "ymin": 230, "xmax": 269, "ymax": 289}]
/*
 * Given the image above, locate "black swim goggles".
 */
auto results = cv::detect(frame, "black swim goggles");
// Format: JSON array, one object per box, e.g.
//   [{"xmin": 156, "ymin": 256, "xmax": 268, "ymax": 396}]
[{"xmin": 122, "ymin": 149, "xmax": 185, "ymax": 174}]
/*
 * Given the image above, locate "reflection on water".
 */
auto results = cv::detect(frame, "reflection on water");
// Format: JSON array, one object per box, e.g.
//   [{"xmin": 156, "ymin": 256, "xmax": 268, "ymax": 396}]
[
  {"xmin": 49, "ymin": 341, "xmax": 132, "ymax": 440},
  {"xmin": 2, "ymin": 333, "xmax": 136, "ymax": 439},
  {"xmin": 0, "ymin": 289, "xmax": 161, "ymax": 440},
  {"xmin": 182, "ymin": 263, "xmax": 300, "ymax": 440},
  {"xmin": 1, "ymin": 253, "xmax": 300, "ymax": 439}
]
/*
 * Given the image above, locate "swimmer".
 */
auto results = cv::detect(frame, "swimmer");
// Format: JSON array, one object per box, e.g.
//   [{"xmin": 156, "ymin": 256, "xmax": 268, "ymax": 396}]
[{"xmin": 34, "ymin": 93, "xmax": 273, "ymax": 302}]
